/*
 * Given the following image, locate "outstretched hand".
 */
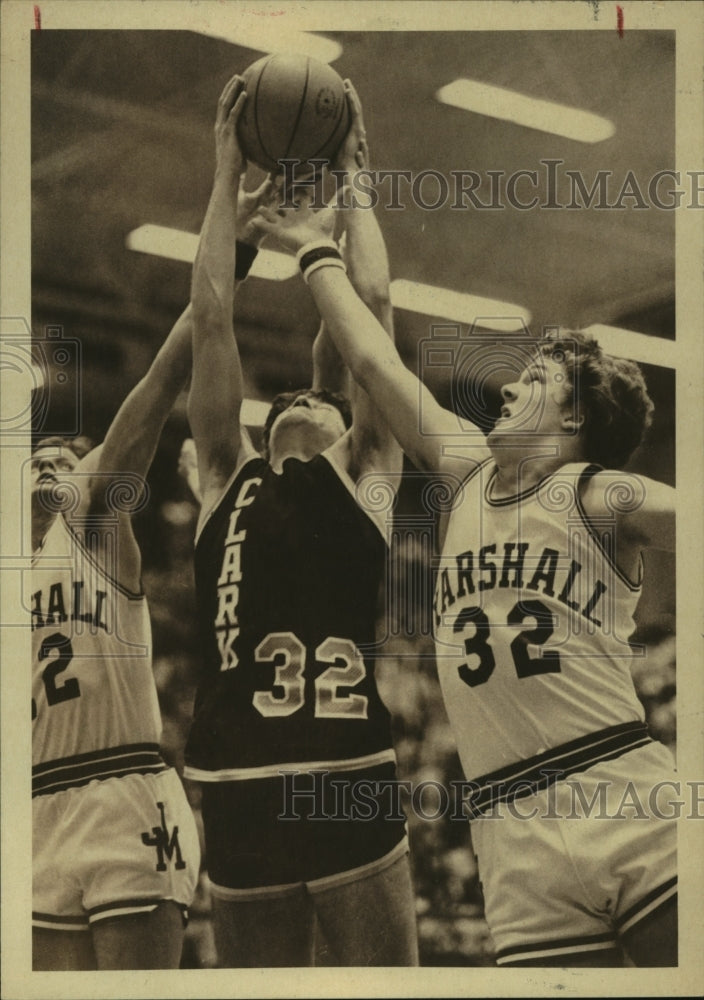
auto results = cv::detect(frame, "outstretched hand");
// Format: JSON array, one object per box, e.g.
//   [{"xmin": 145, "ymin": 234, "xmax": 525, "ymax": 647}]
[
  {"xmin": 237, "ymin": 174, "xmax": 283, "ymax": 246},
  {"xmin": 214, "ymin": 74, "xmax": 247, "ymax": 179},
  {"xmin": 252, "ymin": 188, "xmax": 343, "ymax": 253},
  {"xmin": 333, "ymin": 80, "xmax": 369, "ymax": 175}
]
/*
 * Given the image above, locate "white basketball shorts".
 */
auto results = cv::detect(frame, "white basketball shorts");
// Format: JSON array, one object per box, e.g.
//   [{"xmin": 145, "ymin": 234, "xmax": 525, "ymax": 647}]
[
  {"xmin": 471, "ymin": 742, "xmax": 677, "ymax": 965},
  {"xmin": 33, "ymin": 768, "xmax": 200, "ymax": 931}
]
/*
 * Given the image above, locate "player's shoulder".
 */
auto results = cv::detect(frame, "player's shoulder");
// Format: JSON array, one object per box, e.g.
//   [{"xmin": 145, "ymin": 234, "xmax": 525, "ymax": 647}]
[
  {"xmin": 321, "ymin": 427, "xmax": 356, "ymax": 474},
  {"xmin": 572, "ymin": 464, "xmax": 650, "ymax": 524},
  {"xmin": 313, "ymin": 438, "xmax": 392, "ymax": 540},
  {"xmin": 196, "ymin": 444, "xmax": 267, "ymax": 543},
  {"xmin": 58, "ymin": 446, "xmax": 104, "ymax": 525}
]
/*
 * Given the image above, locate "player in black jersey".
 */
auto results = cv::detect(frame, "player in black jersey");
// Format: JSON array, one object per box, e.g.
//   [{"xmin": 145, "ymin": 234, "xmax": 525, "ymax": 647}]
[{"xmin": 184, "ymin": 76, "xmax": 417, "ymax": 966}]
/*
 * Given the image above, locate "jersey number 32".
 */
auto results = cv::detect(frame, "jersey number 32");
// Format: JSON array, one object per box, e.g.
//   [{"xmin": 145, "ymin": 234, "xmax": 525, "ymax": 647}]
[
  {"xmin": 253, "ymin": 632, "xmax": 369, "ymax": 720},
  {"xmin": 455, "ymin": 599, "xmax": 562, "ymax": 687}
]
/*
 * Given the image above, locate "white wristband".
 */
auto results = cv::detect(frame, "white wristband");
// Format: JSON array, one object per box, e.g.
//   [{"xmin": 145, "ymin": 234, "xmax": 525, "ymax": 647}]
[{"xmin": 302, "ymin": 255, "xmax": 347, "ymax": 285}]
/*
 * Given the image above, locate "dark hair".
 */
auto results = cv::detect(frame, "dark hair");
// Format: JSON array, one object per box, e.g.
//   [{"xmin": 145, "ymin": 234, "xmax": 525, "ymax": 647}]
[
  {"xmin": 536, "ymin": 331, "xmax": 654, "ymax": 469},
  {"xmin": 32, "ymin": 435, "xmax": 94, "ymax": 460},
  {"xmin": 261, "ymin": 389, "xmax": 352, "ymax": 460}
]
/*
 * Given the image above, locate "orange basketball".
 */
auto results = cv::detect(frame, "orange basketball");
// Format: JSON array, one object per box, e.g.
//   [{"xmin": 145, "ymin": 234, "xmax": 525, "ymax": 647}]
[{"xmin": 237, "ymin": 54, "xmax": 351, "ymax": 173}]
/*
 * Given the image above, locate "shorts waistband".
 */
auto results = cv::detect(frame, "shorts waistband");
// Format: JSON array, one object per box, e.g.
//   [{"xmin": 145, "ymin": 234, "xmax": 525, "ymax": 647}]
[
  {"xmin": 467, "ymin": 721, "xmax": 651, "ymax": 817},
  {"xmin": 184, "ymin": 747, "xmax": 397, "ymax": 783},
  {"xmin": 32, "ymin": 743, "xmax": 168, "ymax": 797}
]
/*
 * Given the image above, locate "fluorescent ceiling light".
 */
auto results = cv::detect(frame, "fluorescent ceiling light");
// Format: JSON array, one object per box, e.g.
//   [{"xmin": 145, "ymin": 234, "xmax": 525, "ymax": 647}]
[
  {"xmin": 223, "ymin": 29, "xmax": 341, "ymax": 64},
  {"xmin": 436, "ymin": 79, "xmax": 615, "ymax": 144},
  {"xmin": 126, "ymin": 225, "xmax": 197, "ymax": 264},
  {"xmin": 185, "ymin": 10, "xmax": 341, "ymax": 64},
  {"xmin": 390, "ymin": 279, "xmax": 531, "ymax": 332},
  {"xmin": 126, "ymin": 225, "xmax": 298, "ymax": 280},
  {"xmin": 583, "ymin": 324, "xmax": 675, "ymax": 369}
]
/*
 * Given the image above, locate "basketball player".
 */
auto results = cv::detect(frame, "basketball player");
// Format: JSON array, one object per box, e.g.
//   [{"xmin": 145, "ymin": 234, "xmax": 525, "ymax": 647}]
[
  {"xmin": 184, "ymin": 75, "xmax": 417, "ymax": 967},
  {"xmin": 30, "ymin": 306, "xmax": 202, "ymax": 970},
  {"xmin": 253, "ymin": 91, "xmax": 678, "ymax": 967}
]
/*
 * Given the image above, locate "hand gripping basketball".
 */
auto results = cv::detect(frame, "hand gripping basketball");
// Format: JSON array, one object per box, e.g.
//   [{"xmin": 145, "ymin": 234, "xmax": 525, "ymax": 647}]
[
  {"xmin": 214, "ymin": 74, "xmax": 248, "ymax": 179},
  {"xmin": 236, "ymin": 54, "xmax": 351, "ymax": 173},
  {"xmin": 334, "ymin": 80, "xmax": 370, "ymax": 175}
]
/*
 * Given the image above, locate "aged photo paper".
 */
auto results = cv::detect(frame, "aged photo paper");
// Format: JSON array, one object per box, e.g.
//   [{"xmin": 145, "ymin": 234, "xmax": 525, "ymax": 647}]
[{"xmin": 1, "ymin": 1, "xmax": 702, "ymax": 997}]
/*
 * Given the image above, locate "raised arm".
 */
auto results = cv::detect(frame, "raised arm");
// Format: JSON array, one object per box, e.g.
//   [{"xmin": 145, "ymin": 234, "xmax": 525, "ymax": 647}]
[
  {"xmin": 97, "ymin": 305, "xmax": 193, "ymax": 485},
  {"xmin": 308, "ymin": 265, "xmax": 451, "ymax": 475},
  {"xmin": 79, "ymin": 304, "xmax": 194, "ymax": 591},
  {"xmin": 254, "ymin": 208, "xmax": 487, "ymax": 480},
  {"xmin": 254, "ymin": 82, "xmax": 488, "ymax": 480},
  {"xmin": 312, "ymin": 322, "xmax": 349, "ymax": 395},
  {"xmin": 330, "ymin": 83, "xmax": 401, "ymax": 482},
  {"xmin": 187, "ymin": 75, "xmax": 247, "ymax": 511}
]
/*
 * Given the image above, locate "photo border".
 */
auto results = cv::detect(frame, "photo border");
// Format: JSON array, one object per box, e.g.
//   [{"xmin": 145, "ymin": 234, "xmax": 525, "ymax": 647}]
[{"xmin": 2, "ymin": 2, "xmax": 702, "ymax": 997}]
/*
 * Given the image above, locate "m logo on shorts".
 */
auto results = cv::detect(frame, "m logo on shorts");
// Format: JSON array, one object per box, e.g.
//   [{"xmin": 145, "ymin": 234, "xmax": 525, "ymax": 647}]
[{"xmin": 141, "ymin": 801, "xmax": 186, "ymax": 872}]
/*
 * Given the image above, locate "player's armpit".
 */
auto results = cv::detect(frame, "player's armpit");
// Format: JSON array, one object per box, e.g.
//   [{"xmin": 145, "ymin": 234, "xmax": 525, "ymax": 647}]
[
  {"xmin": 580, "ymin": 470, "xmax": 676, "ymax": 555},
  {"xmin": 618, "ymin": 475, "xmax": 675, "ymax": 553},
  {"xmin": 196, "ymin": 430, "xmax": 259, "ymax": 532}
]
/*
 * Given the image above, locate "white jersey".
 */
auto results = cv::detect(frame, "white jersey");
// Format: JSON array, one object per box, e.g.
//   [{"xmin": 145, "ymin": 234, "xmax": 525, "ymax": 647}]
[
  {"xmin": 434, "ymin": 461, "xmax": 648, "ymax": 789},
  {"xmin": 31, "ymin": 514, "xmax": 164, "ymax": 796}
]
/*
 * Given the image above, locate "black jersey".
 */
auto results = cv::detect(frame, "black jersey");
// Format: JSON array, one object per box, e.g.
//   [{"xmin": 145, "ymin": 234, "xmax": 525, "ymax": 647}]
[{"xmin": 184, "ymin": 452, "xmax": 396, "ymax": 779}]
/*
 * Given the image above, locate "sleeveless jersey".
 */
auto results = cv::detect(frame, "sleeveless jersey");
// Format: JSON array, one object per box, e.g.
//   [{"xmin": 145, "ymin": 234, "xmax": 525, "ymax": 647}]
[
  {"xmin": 31, "ymin": 514, "xmax": 164, "ymax": 796},
  {"xmin": 184, "ymin": 452, "xmax": 395, "ymax": 779},
  {"xmin": 434, "ymin": 461, "xmax": 648, "ymax": 785}
]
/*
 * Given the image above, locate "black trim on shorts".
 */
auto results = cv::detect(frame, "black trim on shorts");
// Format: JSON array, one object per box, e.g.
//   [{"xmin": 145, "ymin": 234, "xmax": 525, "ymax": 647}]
[
  {"xmin": 466, "ymin": 721, "xmax": 651, "ymax": 817},
  {"xmin": 495, "ymin": 878, "xmax": 678, "ymax": 965},
  {"xmin": 32, "ymin": 910, "xmax": 88, "ymax": 929},
  {"xmin": 496, "ymin": 930, "xmax": 617, "ymax": 965},
  {"xmin": 87, "ymin": 898, "xmax": 190, "ymax": 926},
  {"xmin": 32, "ymin": 743, "xmax": 168, "ymax": 797},
  {"xmin": 615, "ymin": 876, "xmax": 678, "ymax": 932},
  {"xmin": 33, "ymin": 900, "xmax": 189, "ymax": 931}
]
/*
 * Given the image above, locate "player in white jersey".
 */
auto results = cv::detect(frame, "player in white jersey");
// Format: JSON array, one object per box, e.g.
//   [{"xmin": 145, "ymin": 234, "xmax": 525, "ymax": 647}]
[
  {"xmin": 254, "ymin": 158, "xmax": 678, "ymax": 966},
  {"xmin": 31, "ymin": 305, "xmax": 201, "ymax": 969}
]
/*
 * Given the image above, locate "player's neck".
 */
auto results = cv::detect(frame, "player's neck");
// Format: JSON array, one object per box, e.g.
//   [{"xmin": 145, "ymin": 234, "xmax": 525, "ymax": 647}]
[
  {"xmin": 31, "ymin": 506, "xmax": 56, "ymax": 552},
  {"xmin": 491, "ymin": 445, "xmax": 583, "ymax": 497},
  {"xmin": 269, "ymin": 442, "xmax": 318, "ymax": 472},
  {"xmin": 269, "ymin": 427, "xmax": 328, "ymax": 472}
]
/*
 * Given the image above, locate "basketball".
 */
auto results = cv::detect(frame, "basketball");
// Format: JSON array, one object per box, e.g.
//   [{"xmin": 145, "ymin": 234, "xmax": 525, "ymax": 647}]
[{"xmin": 237, "ymin": 54, "xmax": 351, "ymax": 173}]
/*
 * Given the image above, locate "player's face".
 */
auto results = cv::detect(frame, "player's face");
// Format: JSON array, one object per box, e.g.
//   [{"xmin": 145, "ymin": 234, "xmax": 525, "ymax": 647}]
[
  {"xmin": 491, "ymin": 356, "xmax": 573, "ymax": 441},
  {"xmin": 30, "ymin": 446, "xmax": 80, "ymax": 495},
  {"xmin": 269, "ymin": 392, "xmax": 347, "ymax": 458}
]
